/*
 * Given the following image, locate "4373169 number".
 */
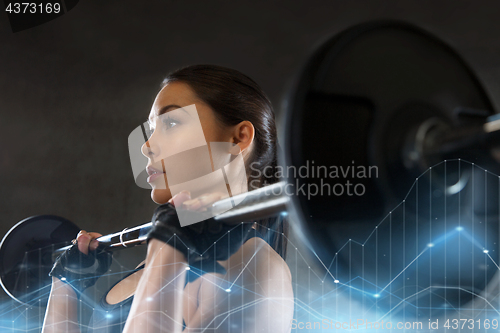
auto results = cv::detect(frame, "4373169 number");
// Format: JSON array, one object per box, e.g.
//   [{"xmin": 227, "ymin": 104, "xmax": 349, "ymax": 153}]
[
  {"xmin": 5, "ymin": 2, "xmax": 61, "ymax": 14},
  {"xmin": 443, "ymin": 319, "xmax": 498, "ymax": 330}
]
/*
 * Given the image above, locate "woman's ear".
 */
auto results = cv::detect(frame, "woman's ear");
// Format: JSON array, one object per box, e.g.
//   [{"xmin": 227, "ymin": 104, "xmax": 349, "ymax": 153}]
[{"xmin": 232, "ymin": 120, "xmax": 255, "ymax": 153}]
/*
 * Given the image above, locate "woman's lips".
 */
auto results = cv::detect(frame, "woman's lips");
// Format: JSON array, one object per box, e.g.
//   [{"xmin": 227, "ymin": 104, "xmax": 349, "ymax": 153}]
[
  {"xmin": 147, "ymin": 171, "xmax": 165, "ymax": 183},
  {"xmin": 146, "ymin": 166, "xmax": 165, "ymax": 183}
]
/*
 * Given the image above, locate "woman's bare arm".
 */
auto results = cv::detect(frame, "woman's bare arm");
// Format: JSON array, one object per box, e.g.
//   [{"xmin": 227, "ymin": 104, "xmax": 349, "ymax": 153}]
[
  {"xmin": 42, "ymin": 230, "xmax": 103, "ymax": 333},
  {"xmin": 122, "ymin": 238, "xmax": 188, "ymax": 333},
  {"xmin": 41, "ymin": 277, "xmax": 80, "ymax": 333}
]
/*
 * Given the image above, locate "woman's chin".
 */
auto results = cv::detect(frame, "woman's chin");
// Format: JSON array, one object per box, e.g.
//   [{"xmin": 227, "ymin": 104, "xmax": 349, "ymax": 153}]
[{"xmin": 150, "ymin": 188, "xmax": 172, "ymax": 204}]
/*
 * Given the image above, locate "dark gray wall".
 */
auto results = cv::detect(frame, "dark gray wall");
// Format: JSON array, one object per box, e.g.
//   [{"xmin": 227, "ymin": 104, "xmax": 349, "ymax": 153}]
[{"xmin": 1, "ymin": 0, "xmax": 500, "ymax": 305}]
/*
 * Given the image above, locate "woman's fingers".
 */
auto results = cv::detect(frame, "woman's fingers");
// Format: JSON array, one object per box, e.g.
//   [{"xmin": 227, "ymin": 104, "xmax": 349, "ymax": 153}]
[
  {"xmin": 87, "ymin": 232, "xmax": 103, "ymax": 251},
  {"xmin": 76, "ymin": 230, "xmax": 103, "ymax": 255},
  {"xmin": 168, "ymin": 190, "xmax": 191, "ymax": 207},
  {"xmin": 167, "ymin": 191, "xmax": 227, "ymax": 211},
  {"xmin": 182, "ymin": 192, "xmax": 227, "ymax": 211}
]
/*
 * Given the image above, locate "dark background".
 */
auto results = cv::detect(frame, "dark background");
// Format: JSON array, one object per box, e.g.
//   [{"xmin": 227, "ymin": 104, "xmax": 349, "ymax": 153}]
[{"xmin": 1, "ymin": 0, "xmax": 500, "ymax": 310}]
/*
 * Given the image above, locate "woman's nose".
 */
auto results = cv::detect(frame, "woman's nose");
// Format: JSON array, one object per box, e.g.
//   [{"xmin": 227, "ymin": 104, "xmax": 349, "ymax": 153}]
[{"xmin": 141, "ymin": 136, "xmax": 159, "ymax": 160}]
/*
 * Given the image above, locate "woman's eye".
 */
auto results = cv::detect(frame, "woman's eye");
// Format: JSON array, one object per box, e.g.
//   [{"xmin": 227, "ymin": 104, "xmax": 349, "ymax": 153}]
[{"xmin": 163, "ymin": 117, "xmax": 178, "ymax": 130}]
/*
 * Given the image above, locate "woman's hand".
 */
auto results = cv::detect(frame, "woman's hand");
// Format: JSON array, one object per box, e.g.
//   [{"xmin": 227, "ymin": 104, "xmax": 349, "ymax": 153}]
[
  {"xmin": 147, "ymin": 190, "xmax": 254, "ymax": 267},
  {"xmin": 48, "ymin": 230, "xmax": 112, "ymax": 295},
  {"xmin": 76, "ymin": 230, "xmax": 102, "ymax": 254}
]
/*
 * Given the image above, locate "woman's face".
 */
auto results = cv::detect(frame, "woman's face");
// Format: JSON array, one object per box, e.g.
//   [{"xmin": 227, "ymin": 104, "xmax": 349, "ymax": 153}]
[{"xmin": 142, "ymin": 82, "xmax": 234, "ymax": 204}]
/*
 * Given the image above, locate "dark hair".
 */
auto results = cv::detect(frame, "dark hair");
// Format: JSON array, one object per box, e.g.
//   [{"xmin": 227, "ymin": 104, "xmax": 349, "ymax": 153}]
[{"xmin": 162, "ymin": 64, "xmax": 288, "ymax": 260}]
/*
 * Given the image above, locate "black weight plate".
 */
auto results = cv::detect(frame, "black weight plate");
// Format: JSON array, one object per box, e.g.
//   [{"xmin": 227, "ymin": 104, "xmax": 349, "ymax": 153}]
[
  {"xmin": 0, "ymin": 215, "xmax": 80, "ymax": 306},
  {"xmin": 283, "ymin": 20, "xmax": 498, "ymax": 318}
]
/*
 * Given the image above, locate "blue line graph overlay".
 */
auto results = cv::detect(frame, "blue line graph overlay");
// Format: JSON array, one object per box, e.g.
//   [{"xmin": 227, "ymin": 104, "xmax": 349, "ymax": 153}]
[
  {"xmin": 287, "ymin": 159, "xmax": 500, "ymax": 332},
  {"xmin": 1, "ymin": 159, "xmax": 500, "ymax": 332}
]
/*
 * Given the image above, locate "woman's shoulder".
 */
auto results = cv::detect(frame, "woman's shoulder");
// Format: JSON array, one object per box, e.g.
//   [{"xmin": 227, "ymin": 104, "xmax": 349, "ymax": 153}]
[
  {"xmin": 226, "ymin": 236, "xmax": 292, "ymax": 284},
  {"xmin": 195, "ymin": 236, "xmax": 294, "ymax": 331}
]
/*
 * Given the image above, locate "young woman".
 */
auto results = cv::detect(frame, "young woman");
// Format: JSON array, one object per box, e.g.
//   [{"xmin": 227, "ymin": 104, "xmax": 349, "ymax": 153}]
[{"xmin": 42, "ymin": 64, "xmax": 294, "ymax": 333}]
